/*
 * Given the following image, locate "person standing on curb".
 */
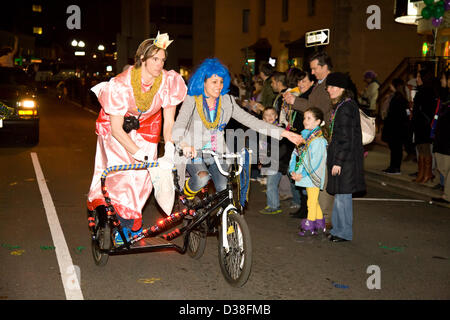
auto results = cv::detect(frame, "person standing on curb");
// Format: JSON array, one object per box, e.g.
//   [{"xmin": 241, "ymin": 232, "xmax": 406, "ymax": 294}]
[{"xmin": 325, "ymin": 72, "xmax": 366, "ymax": 242}]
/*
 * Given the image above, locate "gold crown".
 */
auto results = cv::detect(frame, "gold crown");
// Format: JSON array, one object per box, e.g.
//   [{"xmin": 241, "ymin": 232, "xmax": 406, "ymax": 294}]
[{"xmin": 153, "ymin": 31, "xmax": 173, "ymax": 49}]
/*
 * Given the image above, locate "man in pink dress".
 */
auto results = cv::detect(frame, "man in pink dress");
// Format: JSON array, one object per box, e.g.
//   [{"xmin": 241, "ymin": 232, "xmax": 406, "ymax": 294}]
[{"xmin": 87, "ymin": 33, "xmax": 187, "ymax": 245}]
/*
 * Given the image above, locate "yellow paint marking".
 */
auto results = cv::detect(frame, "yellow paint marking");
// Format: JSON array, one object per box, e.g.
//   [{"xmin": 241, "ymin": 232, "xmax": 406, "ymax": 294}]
[{"xmin": 138, "ymin": 278, "xmax": 161, "ymax": 284}]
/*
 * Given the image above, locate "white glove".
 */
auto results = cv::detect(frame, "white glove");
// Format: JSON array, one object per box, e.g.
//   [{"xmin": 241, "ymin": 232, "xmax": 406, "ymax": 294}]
[
  {"xmin": 162, "ymin": 141, "xmax": 175, "ymax": 162},
  {"xmin": 157, "ymin": 142, "xmax": 175, "ymax": 170},
  {"xmin": 132, "ymin": 149, "xmax": 148, "ymax": 162}
]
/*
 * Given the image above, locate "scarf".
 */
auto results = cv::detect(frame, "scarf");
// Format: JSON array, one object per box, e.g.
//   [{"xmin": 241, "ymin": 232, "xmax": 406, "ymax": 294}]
[{"xmin": 295, "ymin": 126, "xmax": 323, "ymax": 171}]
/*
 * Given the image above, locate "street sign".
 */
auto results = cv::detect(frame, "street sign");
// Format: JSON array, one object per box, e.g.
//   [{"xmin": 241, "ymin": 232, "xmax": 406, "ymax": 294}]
[{"xmin": 305, "ymin": 29, "xmax": 330, "ymax": 47}]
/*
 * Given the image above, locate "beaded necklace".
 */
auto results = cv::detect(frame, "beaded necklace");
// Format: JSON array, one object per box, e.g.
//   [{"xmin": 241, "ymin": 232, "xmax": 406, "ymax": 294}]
[
  {"xmin": 130, "ymin": 67, "xmax": 162, "ymax": 112},
  {"xmin": 195, "ymin": 95, "xmax": 222, "ymax": 130},
  {"xmin": 295, "ymin": 127, "xmax": 323, "ymax": 171},
  {"xmin": 329, "ymin": 98, "xmax": 351, "ymax": 140}
]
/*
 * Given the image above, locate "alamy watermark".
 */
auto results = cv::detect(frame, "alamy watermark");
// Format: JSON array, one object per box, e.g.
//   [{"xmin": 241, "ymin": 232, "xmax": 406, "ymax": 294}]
[
  {"xmin": 366, "ymin": 265, "xmax": 381, "ymax": 290},
  {"xmin": 66, "ymin": 5, "xmax": 81, "ymax": 30},
  {"xmin": 367, "ymin": 5, "xmax": 381, "ymax": 30}
]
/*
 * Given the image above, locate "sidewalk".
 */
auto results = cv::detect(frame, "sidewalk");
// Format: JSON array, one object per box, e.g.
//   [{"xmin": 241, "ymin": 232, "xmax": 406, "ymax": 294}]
[{"xmin": 364, "ymin": 143, "xmax": 449, "ymax": 208}]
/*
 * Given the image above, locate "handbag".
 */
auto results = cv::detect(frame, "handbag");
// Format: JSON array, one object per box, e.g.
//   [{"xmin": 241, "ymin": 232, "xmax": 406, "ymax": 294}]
[{"xmin": 359, "ymin": 108, "xmax": 376, "ymax": 145}]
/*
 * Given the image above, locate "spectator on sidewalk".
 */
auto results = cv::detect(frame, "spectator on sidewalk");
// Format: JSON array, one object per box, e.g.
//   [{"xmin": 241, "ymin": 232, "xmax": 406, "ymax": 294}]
[
  {"xmin": 271, "ymin": 71, "xmax": 289, "ymax": 122},
  {"xmin": 381, "ymin": 78, "xmax": 409, "ymax": 175},
  {"xmin": 358, "ymin": 70, "xmax": 379, "ymax": 116},
  {"xmin": 285, "ymin": 69, "xmax": 316, "ymax": 218},
  {"xmin": 325, "ymin": 72, "xmax": 366, "ymax": 242},
  {"xmin": 283, "ymin": 51, "xmax": 334, "ymax": 226},
  {"xmin": 270, "ymin": 71, "xmax": 294, "ymax": 202},
  {"xmin": 412, "ymin": 68, "xmax": 438, "ymax": 184},
  {"xmin": 404, "ymin": 71, "xmax": 418, "ymax": 162},
  {"xmin": 247, "ymin": 62, "xmax": 276, "ymax": 114},
  {"xmin": 289, "ymin": 107, "xmax": 328, "ymax": 236},
  {"xmin": 258, "ymin": 107, "xmax": 282, "ymax": 214},
  {"xmin": 431, "ymin": 72, "xmax": 450, "ymax": 204},
  {"xmin": 283, "ymin": 52, "xmax": 332, "ymax": 124}
]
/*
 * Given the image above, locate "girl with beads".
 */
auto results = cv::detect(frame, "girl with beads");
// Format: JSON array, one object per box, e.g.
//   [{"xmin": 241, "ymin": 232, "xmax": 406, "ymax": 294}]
[
  {"xmin": 172, "ymin": 58, "xmax": 303, "ymax": 200},
  {"xmin": 87, "ymin": 33, "xmax": 187, "ymax": 245},
  {"xmin": 289, "ymin": 107, "xmax": 328, "ymax": 236}
]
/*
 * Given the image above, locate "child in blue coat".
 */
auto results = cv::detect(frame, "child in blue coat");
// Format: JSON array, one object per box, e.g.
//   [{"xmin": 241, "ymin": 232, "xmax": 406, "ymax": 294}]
[{"xmin": 289, "ymin": 107, "xmax": 328, "ymax": 236}]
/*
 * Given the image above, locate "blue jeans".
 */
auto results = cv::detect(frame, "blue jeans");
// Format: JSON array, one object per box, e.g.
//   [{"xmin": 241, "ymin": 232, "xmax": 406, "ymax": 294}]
[
  {"xmin": 290, "ymin": 180, "xmax": 302, "ymax": 205},
  {"xmin": 266, "ymin": 172, "xmax": 282, "ymax": 209},
  {"xmin": 330, "ymin": 194, "xmax": 353, "ymax": 240},
  {"xmin": 186, "ymin": 157, "xmax": 228, "ymax": 193}
]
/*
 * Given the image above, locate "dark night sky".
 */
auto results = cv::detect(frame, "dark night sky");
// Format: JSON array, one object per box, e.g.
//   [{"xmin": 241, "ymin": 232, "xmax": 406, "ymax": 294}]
[{"xmin": 1, "ymin": 0, "xmax": 121, "ymax": 48}]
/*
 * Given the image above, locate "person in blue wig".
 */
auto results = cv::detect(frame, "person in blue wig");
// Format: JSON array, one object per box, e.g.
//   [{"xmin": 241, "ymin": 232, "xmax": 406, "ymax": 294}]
[{"xmin": 172, "ymin": 58, "xmax": 304, "ymax": 200}]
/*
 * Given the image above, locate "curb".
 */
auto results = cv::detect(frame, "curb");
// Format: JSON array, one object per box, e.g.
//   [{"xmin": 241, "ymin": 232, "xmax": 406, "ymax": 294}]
[{"xmin": 364, "ymin": 170, "xmax": 450, "ymax": 209}]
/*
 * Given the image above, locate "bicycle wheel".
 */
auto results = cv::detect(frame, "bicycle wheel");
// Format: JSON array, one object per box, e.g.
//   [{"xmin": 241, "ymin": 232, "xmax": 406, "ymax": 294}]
[
  {"xmin": 187, "ymin": 219, "xmax": 207, "ymax": 259},
  {"xmin": 218, "ymin": 210, "xmax": 252, "ymax": 287},
  {"xmin": 91, "ymin": 208, "xmax": 111, "ymax": 266}
]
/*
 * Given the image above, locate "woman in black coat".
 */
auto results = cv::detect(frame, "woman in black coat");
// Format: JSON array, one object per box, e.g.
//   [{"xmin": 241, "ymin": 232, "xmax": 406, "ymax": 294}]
[
  {"xmin": 325, "ymin": 72, "xmax": 366, "ymax": 242},
  {"xmin": 412, "ymin": 69, "xmax": 438, "ymax": 183},
  {"xmin": 381, "ymin": 78, "xmax": 410, "ymax": 174}
]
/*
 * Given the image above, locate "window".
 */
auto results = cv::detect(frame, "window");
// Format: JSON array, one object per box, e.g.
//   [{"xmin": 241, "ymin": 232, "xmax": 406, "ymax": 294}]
[
  {"xmin": 308, "ymin": 0, "xmax": 316, "ymax": 17},
  {"xmin": 33, "ymin": 27, "xmax": 42, "ymax": 35},
  {"xmin": 32, "ymin": 4, "xmax": 42, "ymax": 12},
  {"xmin": 259, "ymin": 0, "xmax": 266, "ymax": 26},
  {"xmin": 282, "ymin": 0, "xmax": 288, "ymax": 22},
  {"xmin": 243, "ymin": 9, "xmax": 250, "ymax": 33}
]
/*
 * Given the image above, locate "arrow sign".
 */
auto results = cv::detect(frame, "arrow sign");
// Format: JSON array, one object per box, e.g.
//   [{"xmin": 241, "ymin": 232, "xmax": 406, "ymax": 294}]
[{"xmin": 305, "ymin": 29, "xmax": 330, "ymax": 47}]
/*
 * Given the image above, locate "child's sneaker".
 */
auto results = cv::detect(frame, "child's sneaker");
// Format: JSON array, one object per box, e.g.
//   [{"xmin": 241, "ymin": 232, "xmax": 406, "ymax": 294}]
[
  {"xmin": 298, "ymin": 219, "xmax": 316, "ymax": 236},
  {"xmin": 259, "ymin": 206, "xmax": 282, "ymax": 215}
]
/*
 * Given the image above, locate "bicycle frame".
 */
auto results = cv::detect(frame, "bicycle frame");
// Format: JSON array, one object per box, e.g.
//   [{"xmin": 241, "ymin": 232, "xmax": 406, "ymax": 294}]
[{"xmin": 89, "ymin": 149, "xmax": 246, "ymax": 256}]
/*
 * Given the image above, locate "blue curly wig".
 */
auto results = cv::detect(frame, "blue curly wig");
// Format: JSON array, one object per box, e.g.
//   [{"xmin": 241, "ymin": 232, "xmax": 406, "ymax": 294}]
[{"xmin": 187, "ymin": 58, "xmax": 230, "ymax": 96}]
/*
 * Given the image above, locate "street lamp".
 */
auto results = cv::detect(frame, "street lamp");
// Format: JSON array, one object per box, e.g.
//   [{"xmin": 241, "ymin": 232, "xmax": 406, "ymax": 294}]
[
  {"xmin": 98, "ymin": 44, "xmax": 105, "ymax": 51},
  {"xmin": 394, "ymin": 0, "xmax": 421, "ymax": 25}
]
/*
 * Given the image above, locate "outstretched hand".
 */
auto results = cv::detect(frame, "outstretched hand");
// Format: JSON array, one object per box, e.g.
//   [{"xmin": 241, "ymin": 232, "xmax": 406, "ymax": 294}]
[{"xmin": 282, "ymin": 130, "xmax": 305, "ymax": 146}]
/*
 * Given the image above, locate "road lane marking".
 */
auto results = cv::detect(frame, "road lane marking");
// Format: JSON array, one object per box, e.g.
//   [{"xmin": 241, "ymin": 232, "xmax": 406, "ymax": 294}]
[
  {"xmin": 30, "ymin": 152, "xmax": 84, "ymax": 300},
  {"xmin": 353, "ymin": 198, "xmax": 425, "ymax": 202}
]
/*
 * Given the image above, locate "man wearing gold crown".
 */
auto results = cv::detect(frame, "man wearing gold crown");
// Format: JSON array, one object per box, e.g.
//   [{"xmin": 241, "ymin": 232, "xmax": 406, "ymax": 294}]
[{"xmin": 87, "ymin": 32, "xmax": 187, "ymax": 246}]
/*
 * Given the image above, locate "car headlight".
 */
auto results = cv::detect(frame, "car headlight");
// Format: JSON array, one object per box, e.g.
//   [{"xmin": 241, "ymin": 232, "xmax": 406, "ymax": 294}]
[{"xmin": 18, "ymin": 100, "xmax": 36, "ymax": 108}]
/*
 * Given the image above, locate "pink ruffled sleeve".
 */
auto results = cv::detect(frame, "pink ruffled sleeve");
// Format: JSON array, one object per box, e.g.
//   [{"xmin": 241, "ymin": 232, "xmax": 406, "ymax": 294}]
[
  {"xmin": 97, "ymin": 69, "xmax": 132, "ymax": 116},
  {"xmin": 160, "ymin": 70, "xmax": 187, "ymax": 108}
]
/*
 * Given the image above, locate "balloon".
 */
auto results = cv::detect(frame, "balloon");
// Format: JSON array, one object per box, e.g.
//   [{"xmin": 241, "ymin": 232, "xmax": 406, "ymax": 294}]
[
  {"xmin": 422, "ymin": 6, "xmax": 433, "ymax": 19},
  {"xmin": 432, "ymin": 16, "xmax": 443, "ymax": 27},
  {"xmin": 445, "ymin": 0, "xmax": 450, "ymax": 11},
  {"xmin": 424, "ymin": 0, "xmax": 434, "ymax": 6},
  {"xmin": 433, "ymin": 3, "xmax": 445, "ymax": 18}
]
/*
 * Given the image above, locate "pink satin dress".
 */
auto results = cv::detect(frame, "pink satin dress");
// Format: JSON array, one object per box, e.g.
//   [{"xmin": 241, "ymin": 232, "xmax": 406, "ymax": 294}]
[{"xmin": 87, "ymin": 67, "xmax": 187, "ymax": 219}]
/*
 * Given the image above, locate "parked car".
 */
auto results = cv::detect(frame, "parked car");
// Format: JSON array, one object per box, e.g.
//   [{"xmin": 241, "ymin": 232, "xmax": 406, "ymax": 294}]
[{"xmin": 0, "ymin": 67, "xmax": 39, "ymax": 144}]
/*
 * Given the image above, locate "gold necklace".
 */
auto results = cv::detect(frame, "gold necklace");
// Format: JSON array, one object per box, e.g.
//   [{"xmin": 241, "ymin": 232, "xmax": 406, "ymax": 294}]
[
  {"xmin": 195, "ymin": 95, "xmax": 222, "ymax": 130},
  {"xmin": 130, "ymin": 67, "xmax": 162, "ymax": 112}
]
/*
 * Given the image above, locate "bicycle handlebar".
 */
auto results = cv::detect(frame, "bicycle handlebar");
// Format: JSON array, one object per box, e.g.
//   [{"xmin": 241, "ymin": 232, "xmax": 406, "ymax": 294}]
[
  {"xmin": 177, "ymin": 147, "xmax": 246, "ymax": 177},
  {"xmin": 100, "ymin": 147, "xmax": 248, "ymax": 180}
]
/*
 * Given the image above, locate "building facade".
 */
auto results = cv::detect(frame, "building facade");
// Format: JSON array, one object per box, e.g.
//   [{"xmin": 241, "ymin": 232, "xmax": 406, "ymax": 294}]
[{"xmin": 193, "ymin": 0, "xmax": 424, "ymax": 90}]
